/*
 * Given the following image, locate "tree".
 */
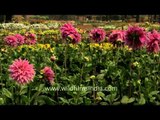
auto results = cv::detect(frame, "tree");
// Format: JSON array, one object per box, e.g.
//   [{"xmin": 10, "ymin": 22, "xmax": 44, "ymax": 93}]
[
  {"xmin": 5, "ymin": 15, "xmax": 13, "ymax": 22},
  {"xmin": 0, "ymin": 15, "xmax": 5, "ymax": 23},
  {"xmin": 158, "ymin": 15, "xmax": 160, "ymax": 23},
  {"xmin": 153, "ymin": 15, "xmax": 157, "ymax": 23}
]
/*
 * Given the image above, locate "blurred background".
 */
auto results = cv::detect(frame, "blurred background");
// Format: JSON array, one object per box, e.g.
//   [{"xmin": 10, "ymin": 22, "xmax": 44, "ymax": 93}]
[{"xmin": 0, "ymin": 15, "xmax": 160, "ymax": 23}]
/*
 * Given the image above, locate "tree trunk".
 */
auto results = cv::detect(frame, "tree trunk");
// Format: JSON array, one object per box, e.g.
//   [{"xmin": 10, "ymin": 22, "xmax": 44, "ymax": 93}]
[
  {"xmin": 148, "ymin": 15, "xmax": 150, "ymax": 22},
  {"xmin": 153, "ymin": 15, "xmax": 157, "ymax": 23},
  {"xmin": 122, "ymin": 15, "xmax": 125, "ymax": 22},
  {"xmin": 109, "ymin": 15, "xmax": 111, "ymax": 22},
  {"xmin": 136, "ymin": 15, "xmax": 140, "ymax": 22},
  {"xmin": 124, "ymin": 15, "xmax": 127, "ymax": 22}
]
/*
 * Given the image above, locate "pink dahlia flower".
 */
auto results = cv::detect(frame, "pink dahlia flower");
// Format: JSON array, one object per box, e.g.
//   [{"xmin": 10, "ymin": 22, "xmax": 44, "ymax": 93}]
[
  {"xmin": 89, "ymin": 28, "xmax": 106, "ymax": 43},
  {"xmin": 14, "ymin": 34, "xmax": 25, "ymax": 45},
  {"xmin": 147, "ymin": 30, "xmax": 160, "ymax": 53},
  {"xmin": 60, "ymin": 23, "xmax": 81, "ymax": 44},
  {"xmin": 24, "ymin": 32, "xmax": 37, "ymax": 45},
  {"xmin": 9, "ymin": 59, "xmax": 35, "ymax": 85},
  {"xmin": 42, "ymin": 66, "xmax": 55, "ymax": 85},
  {"xmin": 125, "ymin": 26, "xmax": 148, "ymax": 50},
  {"xmin": 108, "ymin": 30, "xmax": 125, "ymax": 45},
  {"xmin": 4, "ymin": 35, "xmax": 18, "ymax": 47}
]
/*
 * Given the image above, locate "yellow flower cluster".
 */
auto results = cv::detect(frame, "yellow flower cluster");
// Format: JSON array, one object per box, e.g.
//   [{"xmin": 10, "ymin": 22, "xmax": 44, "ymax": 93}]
[
  {"xmin": 0, "ymin": 29, "xmax": 60, "ymax": 37},
  {"xmin": 89, "ymin": 43, "xmax": 114, "ymax": 50},
  {"xmin": 11, "ymin": 42, "xmax": 132, "ymax": 57},
  {"xmin": 124, "ymin": 45, "xmax": 132, "ymax": 51},
  {"xmin": 69, "ymin": 43, "xmax": 132, "ymax": 51},
  {"xmin": 42, "ymin": 30, "xmax": 59, "ymax": 35},
  {"xmin": 69, "ymin": 44, "xmax": 79, "ymax": 49},
  {"xmin": 16, "ymin": 44, "xmax": 54, "ymax": 53}
]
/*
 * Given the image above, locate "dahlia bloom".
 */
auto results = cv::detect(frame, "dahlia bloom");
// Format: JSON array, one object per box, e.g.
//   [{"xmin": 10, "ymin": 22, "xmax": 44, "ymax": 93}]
[
  {"xmin": 4, "ymin": 35, "xmax": 18, "ymax": 47},
  {"xmin": 14, "ymin": 34, "xmax": 25, "ymax": 45},
  {"xmin": 89, "ymin": 28, "xmax": 106, "ymax": 43},
  {"xmin": 9, "ymin": 59, "xmax": 35, "ymax": 85},
  {"xmin": 147, "ymin": 30, "xmax": 160, "ymax": 53},
  {"xmin": 108, "ymin": 30, "xmax": 125, "ymax": 45},
  {"xmin": 60, "ymin": 23, "xmax": 81, "ymax": 44},
  {"xmin": 125, "ymin": 26, "xmax": 148, "ymax": 50},
  {"xmin": 24, "ymin": 32, "xmax": 37, "ymax": 45},
  {"xmin": 42, "ymin": 66, "xmax": 55, "ymax": 85}
]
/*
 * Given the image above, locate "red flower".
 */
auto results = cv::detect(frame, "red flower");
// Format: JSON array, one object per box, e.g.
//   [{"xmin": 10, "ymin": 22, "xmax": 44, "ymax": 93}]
[
  {"xmin": 42, "ymin": 66, "xmax": 55, "ymax": 85},
  {"xmin": 14, "ymin": 34, "xmax": 25, "ymax": 45},
  {"xmin": 60, "ymin": 23, "xmax": 81, "ymax": 44},
  {"xmin": 89, "ymin": 28, "xmax": 106, "ymax": 43},
  {"xmin": 108, "ymin": 30, "xmax": 125, "ymax": 45},
  {"xmin": 125, "ymin": 26, "xmax": 148, "ymax": 50},
  {"xmin": 4, "ymin": 35, "xmax": 18, "ymax": 47},
  {"xmin": 9, "ymin": 58, "xmax": 35, "ymax": 85},
  {"xmin": 24, "ymin": 32, "xmax": 37, "ymax": 45},
  {"xmin": 147, "ymin": 30, "xmax": 160, "ymax": 53}
]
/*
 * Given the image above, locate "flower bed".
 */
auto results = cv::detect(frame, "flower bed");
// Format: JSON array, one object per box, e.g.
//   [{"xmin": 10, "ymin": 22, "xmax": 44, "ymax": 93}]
[{"xmin": 0, "ymin": 22, "xmax": 160, "ymax": 105}]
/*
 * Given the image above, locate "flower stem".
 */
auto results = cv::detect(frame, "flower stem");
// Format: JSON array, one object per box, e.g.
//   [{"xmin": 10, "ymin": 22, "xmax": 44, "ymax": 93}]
[
  {"xmin": 92, "ymin": 79, "xmax": 96, "ymax": 103},
  {"xmin": 28, "ymin": 85, "xmax": 31, "ymax": 105},
  {"xmin": 0, "ymin": 59, "xmax": 2, "ymax": 84},
  {"xmin": 80, "ymin": 43, "xmax": 83, "ymax": 82},
  {"xmin": 64, "ymin": 42, "xmax": 68, "ymax": 77},
  {"xmin": 117, "ymin": 46, "xmax": 122, "ymax": 98},
  {"xmin": 129, "ymin": 51, "xmax": 134, "ymax": 97}
]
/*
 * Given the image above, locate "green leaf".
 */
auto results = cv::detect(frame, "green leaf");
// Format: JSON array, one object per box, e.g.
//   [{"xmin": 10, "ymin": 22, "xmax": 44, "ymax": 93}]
[
  {"xmin": 121, "ymin": 96, "xmax": 129, "ymax": 104},
  {"xmin": 97, "ymin": 92, "xmax": 105, "ymax": 98},
  {"xmin": 84, "ymin": 97, "xmax": 91, "ymax": 105},
  {"xmin": 0, "ymin": 83, "xmax": 5, "ymax": 87},
  {"xmin": 100, "ymin": 69, "xmax": 108, "ymax": 74},
  {"xmin": 87, "ymin": 63, "xmax": 92, "ymax": 67},
  {"xmin": 59, "ymin": 97, "xmax": 69, "ymax": 105},
  {"xmin": 113, "ymin": 101, "xmax": 121, "ymax": 105},
  {"xmin": 67, "ymin": 91, "xmax": 78, "ymax": 97},
  {"xmin": 100, "ymin": 102, "xmax": 108, "ymax": 105},
  {"xmin": 128, "ymin": 97, "xmax": 135, "ymax": 103},
  {"xmin": 138, "ymin": 94, "xmax": 146, "ymax": 105},
  {"xmin": 96, "ymin": 96, "xmax": 102, "ymax": 101},
  {"xmin": 20, "ymin": 86, "xmax": 28, "ymax": 95},
  {"xmin": 149, "ymin": 91, "xmax": 159, "ymax": 96},
  {"xmin": 13, "ymin": 51, "xmax": 18, "ymax": 57},
  {"xmin": 37, "ymin": 75, "xmax": 43, "ymax": 78},
  {"xmin": 104, "ymin": 93, "xmax": 117, "ymax": 104},
  {"xmin": 0, "ymin": 98, "xmax": 4, "ymax": 105},
  {"xmin": 30, "ymin": 91, "xmax": 41, "ymax": 103},
  {"xmin": 35, "ymin": 84, "xmax": 45, "ymax": 92},
  {"xmin": 85, "ymin": 79, "xmax": 91, "ymax": 82},
  {"xmin": 121, "ymin": 96, "xmax": 135, "ymax": 104},
  {"xmin": 77, "ymin": 97, "xmax": 83, "ymax": 104},
  {"xmin": 97, "ymin": 74, "xmax": 105, "ymax": 80},
  {"xmin": 79, "ymin": 90, "xmax": 89, "ymax": 96},
  {"xmin": 21, "ymin": 95, "xmax": 29, "ymax": 105},
  {"xmin": 90, "ymin": 75, "xmax": 95, "ymax": 80},
  {"xmin": 36, "ymin": 95, "xmax": 55, "ymax": 105},
  {"xmin": 55, "ymin": 65, "xmax": 61, "ymax": 72},
  {"xmin": 2, "ymin": 88, "xmax": 12, "ymax": 99}
]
